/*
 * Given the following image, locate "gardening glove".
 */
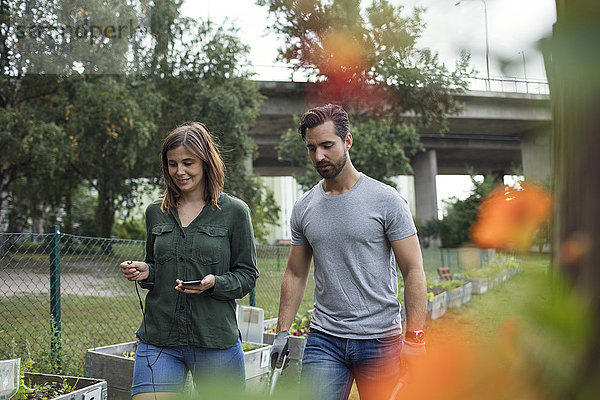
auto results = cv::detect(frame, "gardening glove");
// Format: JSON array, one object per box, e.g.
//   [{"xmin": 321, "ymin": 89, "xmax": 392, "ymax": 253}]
[{"xmin": 270, "ymin": 330, "xmax": 290, "ymax": 370}]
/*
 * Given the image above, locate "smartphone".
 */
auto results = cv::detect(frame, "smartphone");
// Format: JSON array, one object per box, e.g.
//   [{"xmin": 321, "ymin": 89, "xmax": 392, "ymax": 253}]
[{"xmin": 181, "ymin": 279, "xmax": 203, "ymax": 286}]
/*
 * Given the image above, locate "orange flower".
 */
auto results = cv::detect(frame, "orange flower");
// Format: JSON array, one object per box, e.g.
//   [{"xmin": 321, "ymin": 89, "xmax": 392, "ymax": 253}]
[{"xmin": 470, "ymin": 182, "xmax": 552, "ymax": 251}]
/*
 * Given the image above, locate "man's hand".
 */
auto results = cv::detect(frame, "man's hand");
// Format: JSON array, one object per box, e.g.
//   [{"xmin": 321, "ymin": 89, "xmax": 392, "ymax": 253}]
[
  {"xmin": 399, "ymin": 340, "xmax": 426, "ymax": 385},
  {"xmin": 270, "ymin": 331, "xmax": 290, "ymax": 369}
]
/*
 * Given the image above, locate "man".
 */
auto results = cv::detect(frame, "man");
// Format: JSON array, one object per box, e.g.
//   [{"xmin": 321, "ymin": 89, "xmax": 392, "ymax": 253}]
[{"xmin": 270, "ymin": 104, "xmax": 427, "ymax": 399}]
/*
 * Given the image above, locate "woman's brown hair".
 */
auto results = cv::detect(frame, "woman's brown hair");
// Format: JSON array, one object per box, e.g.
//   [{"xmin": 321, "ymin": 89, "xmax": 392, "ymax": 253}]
[{"xmin": 160, "ymin": 122, "xmax": 225, "ymax": 214}]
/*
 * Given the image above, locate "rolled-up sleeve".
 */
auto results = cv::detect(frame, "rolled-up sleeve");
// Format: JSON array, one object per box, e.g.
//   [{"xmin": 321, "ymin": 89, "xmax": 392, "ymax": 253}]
[
  {"xmin": 139, "ymin": 205, "xmax": 156, "ymax": 290},
  {"xmin": 210, "ymin": 203, "xmax": 258, "ymax": 300}
]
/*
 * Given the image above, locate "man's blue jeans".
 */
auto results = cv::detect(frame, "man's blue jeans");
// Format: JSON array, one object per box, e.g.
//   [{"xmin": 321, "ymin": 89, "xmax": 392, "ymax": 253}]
[{"xmin": 301, "ymin": 329, "xmax": 404, "ymax": 400}]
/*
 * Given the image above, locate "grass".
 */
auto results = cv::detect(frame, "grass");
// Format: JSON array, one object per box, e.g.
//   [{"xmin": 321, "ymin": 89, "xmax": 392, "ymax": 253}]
[
  {"xmin": 0, "ymin": 293, "xmax": 142, "ymax": 375},
  {"xmin": 426, "ymin": 251, "xmax": 551, "ymax": 348},
  {"xmin": 0, "ymin": 244, "xmax": 505, "ymax": 378},
  {"xmin": 346, "ymin": 252, "xmax": 552, "ymax": 399}
]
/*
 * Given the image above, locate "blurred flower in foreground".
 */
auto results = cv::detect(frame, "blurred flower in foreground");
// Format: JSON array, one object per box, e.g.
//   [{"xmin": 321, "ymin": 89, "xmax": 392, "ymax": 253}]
[
  {"xmin": 470, "ymin": 182, "xmax": 552, "ymax": 251},
  {"xmin": 305, "ymin": 28, "xmax": 392, "ymax": 113}
]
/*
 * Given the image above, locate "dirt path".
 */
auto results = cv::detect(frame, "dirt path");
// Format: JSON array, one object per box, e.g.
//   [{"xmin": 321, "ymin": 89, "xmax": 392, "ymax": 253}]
[{"xmin": 0, "ymin": 269, "xmax": 134, "ymax": 297}]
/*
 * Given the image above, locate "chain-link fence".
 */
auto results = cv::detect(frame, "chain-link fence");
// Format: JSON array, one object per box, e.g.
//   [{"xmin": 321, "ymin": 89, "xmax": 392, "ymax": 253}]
[{"xmin": 1, "ymin": 229, "xmax": 488, "ymax": 375}]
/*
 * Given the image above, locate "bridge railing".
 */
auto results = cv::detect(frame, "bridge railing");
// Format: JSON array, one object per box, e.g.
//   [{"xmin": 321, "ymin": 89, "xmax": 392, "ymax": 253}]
[
  {"xmin": 467, "ymin": 76, "xmax": 550, "ymax": 95},
  {"xmin": 250, "ymin": 64, "xmax": 550, "ymax": 95}
]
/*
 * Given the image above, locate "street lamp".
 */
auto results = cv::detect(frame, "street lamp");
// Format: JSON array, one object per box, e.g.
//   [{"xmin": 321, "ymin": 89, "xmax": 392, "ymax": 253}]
[
  {"xmin": 455, "ymin": 0, "xmax": 490, "ymax": 91},
  {"xmin": 518, "ymin": 50, "xmax": 528, "ymax": 92}
]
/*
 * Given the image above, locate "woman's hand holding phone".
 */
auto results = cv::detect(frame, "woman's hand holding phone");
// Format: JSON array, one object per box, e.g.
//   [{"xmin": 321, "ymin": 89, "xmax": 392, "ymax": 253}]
[{"xmin": 175, "ymin": 275, "xmax": 215, "ymax": 294}]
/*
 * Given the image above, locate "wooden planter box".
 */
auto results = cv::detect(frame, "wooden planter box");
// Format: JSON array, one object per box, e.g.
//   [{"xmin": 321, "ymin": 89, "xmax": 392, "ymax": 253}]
[
  {"xmin": 24, "ymin": 372, "xmax": 107, "ymax": 400},
  {"xmin": 243, "ymin": 343, "xmax": 272, "ymax": 380},
  {"xmin": 85, "ymin": 341, "xmax": 271, "ymax": 400},
  {"xmin": 447, "ymin": 287, "xmax": 464, "ymax": 308},
  {"xmin": 85, "ymin": 342, "xmax": 136, "ymax": 400},
  {"xmin": 428, "ymin": 291, "xmax": 448, "ymax": 320},
  {"xmin": 463, "ymin": 277, "xmax": 488, "ymax": 294},
  {"xmin": 492, "ymin": 275, "xmax": 502, "ymax": 287},
  {"xmin": 462, "ymin": 281, "xmax": 473, "ymax": 304}
]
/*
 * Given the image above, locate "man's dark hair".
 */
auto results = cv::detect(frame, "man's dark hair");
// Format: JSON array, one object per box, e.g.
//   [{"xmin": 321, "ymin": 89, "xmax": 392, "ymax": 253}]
[{"xmin": 298, "ymin": 104, "xmax": 350, "ymax": 141}]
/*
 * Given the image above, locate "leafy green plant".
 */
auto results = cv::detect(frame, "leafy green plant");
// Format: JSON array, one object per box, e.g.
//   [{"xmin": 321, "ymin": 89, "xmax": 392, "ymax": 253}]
[
  {"xmin": 241, "ymin": 342, "xmax": 268, "ymax": 352},
  {"xmin": 12, "ymin": 358, "xmax": 77, "ymax": 400},
  {"xmin": 289, "ymin": 311, "xmax": 311, "ymax": 337},
  {"xmin": 429, "ymin": 280, "xmax": 464, "ymax": 292},
  {"xmin": 14, "ymin": 379, "xmax": 76, "ymax": 400}
]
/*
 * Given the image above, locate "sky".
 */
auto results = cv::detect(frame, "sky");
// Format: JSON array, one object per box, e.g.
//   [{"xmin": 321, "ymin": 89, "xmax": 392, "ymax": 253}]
[
  {"xmin": 180, "ymin": 0, "xmax": 557, "ymax": 214},
  {"xmin": 182, "ymin": 0, "xmax": 557, "ymax": 82}
]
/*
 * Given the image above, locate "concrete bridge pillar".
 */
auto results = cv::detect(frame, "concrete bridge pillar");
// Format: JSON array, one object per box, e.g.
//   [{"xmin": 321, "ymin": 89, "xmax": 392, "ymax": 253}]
[
  {"xmin": 413, "ymin": 150, "xmax": 439, "ymax": 223},
  {"xmin": 521, "ymin": 127, "xmax": 551, "ymax": 185}
]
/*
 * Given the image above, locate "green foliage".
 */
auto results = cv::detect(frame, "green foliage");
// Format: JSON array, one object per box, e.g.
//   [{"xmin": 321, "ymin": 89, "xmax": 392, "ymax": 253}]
[
  {"xmin": 414, "ymin": 218, "xmax": 441, "ymax": 248},
  {"xmin": 112, "ymin": 217, "xmax": 146, "ymax": 240},
  {"xmin": 437, "ymin": 175, "xmax": 496, "ymax": 248},
  {"xmin": 146, "ymin": 17, "xmax": 278, "ymax": 242},
  {"xmin": 1, "ymin": 1, "xmax": 278, "ymax": 241},
  {"xmin": 13, "ymin": 359, "xmax": 38, "ymax": 400},
  {"xmin": 428, "ymin": 279, "xmax": 464, "ymax": 291},
  {"xmin": 258, "ymin": 0, "xmax": 473, "ymax": 125},
  {"xmin": 14, "ymin": 377, "xmax": 76, "ymax": 400},
  {"xmin": 290, "ymin": 311, "xmax": 312, "ymax": 336},
  {"xmin": 460, "ymin": 255, "xmax": 520, "ymax": 279},
  {"xmin": 266, "ymin": 0, "xmax": 473, "ymax": 191},
  {"xmin": 241, "ymin": 342, "xmax": 268, "ymax": 351},
  {"xmin": 68, "ymin": 186, "xmax": 98, "ymax": 237},
  {"xmin": 520, "ymin": 277, "xmax": 595, "ymax": 398}
]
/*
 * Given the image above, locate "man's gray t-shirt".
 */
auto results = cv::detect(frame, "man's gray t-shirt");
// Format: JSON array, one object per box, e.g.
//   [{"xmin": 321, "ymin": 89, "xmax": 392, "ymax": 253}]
[{"xmin": 290, "ymin": 173, "xmax": 417, "ymax": 339}]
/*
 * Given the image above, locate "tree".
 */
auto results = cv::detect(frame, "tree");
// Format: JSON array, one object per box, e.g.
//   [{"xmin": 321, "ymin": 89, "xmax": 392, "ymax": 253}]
[
  {"xmin": 147, "ymin": 15, "xmax": 279, "ymax": 242},
  {"xmin": 63, "ymin": 75, "xmax": 161, "ymax": 238},
  {"xmin": 1, "ymin": 0, "xmax": 160, "ymax": 238},
  {"xmin": 1, "ymin": 1, "xmax": 279, "ymax": 242},
  {"xmin": 260, "ymin": 0, "xmax": 474, "ymax": 189}
]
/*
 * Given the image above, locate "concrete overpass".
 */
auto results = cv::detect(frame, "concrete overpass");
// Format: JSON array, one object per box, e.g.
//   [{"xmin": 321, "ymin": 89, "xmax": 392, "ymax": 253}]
[{"xmin": 248, "ymin": 80, "xmax": 552, "ymax": 221}]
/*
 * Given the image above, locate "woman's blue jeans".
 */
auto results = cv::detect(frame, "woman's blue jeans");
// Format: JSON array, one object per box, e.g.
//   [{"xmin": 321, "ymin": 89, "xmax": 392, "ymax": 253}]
[
  {"xmin": 301, "ymin": 329, "xmax": 404, "ymax": 400},
  {"xmin": 131, "ymin": 338, "xmax": 245, "ymax": 396}
]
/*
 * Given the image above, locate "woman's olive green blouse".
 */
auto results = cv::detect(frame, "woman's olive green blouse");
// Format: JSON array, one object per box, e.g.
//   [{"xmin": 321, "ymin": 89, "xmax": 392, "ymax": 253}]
[{"xmin": 137, "ymin": 193, "xmax": 258, "ymax": 349}]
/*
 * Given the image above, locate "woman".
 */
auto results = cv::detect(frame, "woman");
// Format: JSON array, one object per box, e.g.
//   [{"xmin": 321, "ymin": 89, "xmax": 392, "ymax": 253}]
[{"xmin": 119, "ymin": 122, "xmax": 258, "ymax": 399}]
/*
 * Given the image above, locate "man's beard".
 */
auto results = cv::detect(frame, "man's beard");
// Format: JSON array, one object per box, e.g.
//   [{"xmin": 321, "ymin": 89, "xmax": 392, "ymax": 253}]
[{"xmin": 314, "ymin": 151, "xmax": 347, "ymax": 179}]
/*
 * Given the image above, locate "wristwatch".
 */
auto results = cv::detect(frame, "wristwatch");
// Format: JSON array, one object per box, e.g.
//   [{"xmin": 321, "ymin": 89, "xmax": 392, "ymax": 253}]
[{"xmin": 404, "ymin": 329, "xmax": 425, "ymax": 343}]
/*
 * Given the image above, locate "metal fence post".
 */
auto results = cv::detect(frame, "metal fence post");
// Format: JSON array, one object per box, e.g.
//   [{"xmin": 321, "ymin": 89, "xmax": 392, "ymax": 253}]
[
  {"xmin": 276, "ymin": 247, "xmax": 281, "ymax": 271},
  {"xmin": 49, "ymin": 225, "xmax": 62, "ymax": 370}
]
